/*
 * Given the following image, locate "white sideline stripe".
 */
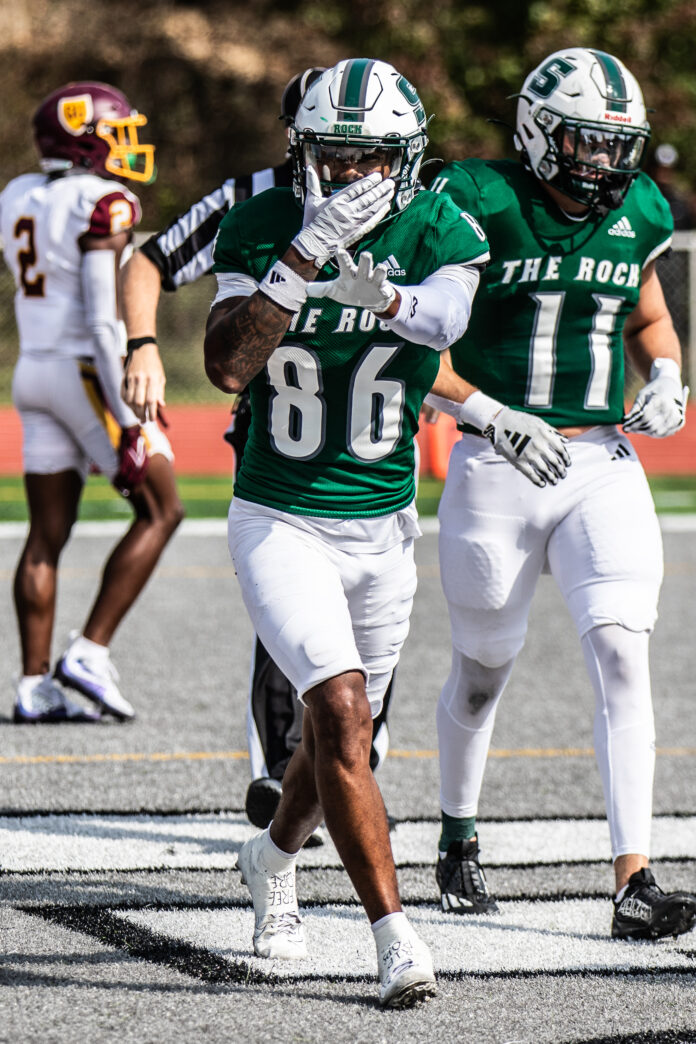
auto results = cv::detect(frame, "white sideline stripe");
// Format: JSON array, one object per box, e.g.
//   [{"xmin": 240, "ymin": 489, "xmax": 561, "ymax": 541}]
[
  {"xmin": 0, "ymin": 519, "xmax": 230, "ymax": 540},
  {"xmin": 117, "ymin": 901, "xmax": 696, "ymax": 978},
  {"xmin": 0, "ymin": 515, "xmax": 695, "ymax": 539},
  {"xmin": 1, "ymin": 813, "xmax": 694, "ymax": 872}
]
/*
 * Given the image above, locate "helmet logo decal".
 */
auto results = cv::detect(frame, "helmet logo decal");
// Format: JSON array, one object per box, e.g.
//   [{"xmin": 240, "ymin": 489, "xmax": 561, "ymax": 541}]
[
  {"xmin": 528, "ymin": 57, "xmax": 576, "ymax": 99},
  {"xmin": 57, "ymin": 95, "xmax": 94, "ymax": 136},
  {"xmin": 396, "ymin": 77, "xmax": 419, "ymax": 105},
  {"xmin": 331, "ymin": 123, "xmax": 363, "ymax": 135}
]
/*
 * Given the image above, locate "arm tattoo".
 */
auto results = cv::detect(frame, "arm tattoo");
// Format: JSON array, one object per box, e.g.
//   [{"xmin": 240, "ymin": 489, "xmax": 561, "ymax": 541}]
[{"xmin": 204, "ymin": 292, "xmax": 294, "ymax": 392}]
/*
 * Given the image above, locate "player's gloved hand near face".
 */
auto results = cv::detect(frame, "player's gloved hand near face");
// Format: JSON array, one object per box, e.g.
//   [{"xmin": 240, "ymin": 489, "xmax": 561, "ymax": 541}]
[
  {"xmin": 456, "ymin": 390, "xmax": 571, "ymax": 488},
  {"xmin": 622, "ymin": 358, "xmax": 689, "ymax": 438},
  {"xmin": 113, "ymin": 424, "xmax": 149, "ymax": 496},
  {"xmin": 307, "ymin": 249, "xmax": 396, "ymax": 312},
  {"xmin": 292, "ymin": 168, "xmax": 395, "ymax": 268}
]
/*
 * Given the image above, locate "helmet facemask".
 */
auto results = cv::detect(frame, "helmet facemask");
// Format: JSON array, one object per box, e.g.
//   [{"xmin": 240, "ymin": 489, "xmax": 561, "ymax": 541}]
[
  {"xmin": 530, "ymin": 108, "xmax": 649, "ymax": 210},
  {"xmin": 294, "ymin": 131, "xmax": 426, "ymax": 210},
  {"xmin": 95, "ymin": 113, "xmax": 155, "ymax": 183}
]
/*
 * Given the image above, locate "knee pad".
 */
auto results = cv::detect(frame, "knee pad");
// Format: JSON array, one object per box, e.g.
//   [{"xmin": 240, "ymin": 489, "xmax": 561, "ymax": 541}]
[
  {"xmin": 582, "ymin": 624, "xmax": 654, "ymax": 728},
  {"xmin": 439, "ymin": 648, "xmax": 514, "ymax": 729}
]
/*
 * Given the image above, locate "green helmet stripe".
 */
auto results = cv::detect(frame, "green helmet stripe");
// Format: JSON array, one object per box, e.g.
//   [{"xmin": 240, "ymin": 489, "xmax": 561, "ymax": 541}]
[
  {"xmin": 337, "ymin": 59, "xmax": 375, "ymax": 122},
  {"xmin": 590, "ymin": 50, "xmax": 628, "ymax": 112}
]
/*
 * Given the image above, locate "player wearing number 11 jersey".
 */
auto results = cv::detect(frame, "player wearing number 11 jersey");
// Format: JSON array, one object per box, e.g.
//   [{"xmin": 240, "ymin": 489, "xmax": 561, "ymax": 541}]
[{"xmin": 430, "ymin": 47, "xmax": 696, "ymax": 941}]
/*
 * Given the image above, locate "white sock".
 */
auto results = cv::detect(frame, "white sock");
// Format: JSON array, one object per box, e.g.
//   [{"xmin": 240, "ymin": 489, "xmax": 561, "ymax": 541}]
[
  {"xmin": 73, "ymin": 635, "xmax": 109, "ymax": 658},
  {"xmin": 17, "ymin": 674, "xmax": 45, "ymax": 703},
  {"xmin": 371, "ymin": 911, "xmax": 411, "ymax": 947},
  {"xmin": 615, "ymin": 884, "xmax": 628, "ymax": 903},
  {"xmin": 20, "ymin": 673, "xmax": 44, "ymax": 687},
  {"xmin": 262, "ymin": 827, "xmax": 299, "ymax": 870}
]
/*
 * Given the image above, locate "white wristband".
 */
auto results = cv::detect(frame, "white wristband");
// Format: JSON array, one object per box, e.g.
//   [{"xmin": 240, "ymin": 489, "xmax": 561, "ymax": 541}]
[
  {"xmin": 649, "ymin": 357, "xmax": 681, "ymax": 384},
  {"xmin": 258, "ymin": 260, "xmax": 308, "ymax": 313},
  {"xmin": 456, "ymin": 389, "xmax": 505, "ymax": 430}
]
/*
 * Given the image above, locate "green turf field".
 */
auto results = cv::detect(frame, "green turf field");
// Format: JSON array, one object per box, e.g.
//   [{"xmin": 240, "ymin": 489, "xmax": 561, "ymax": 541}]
[{"xmin": 1, "ymin": 473, "xmax": 695, "ymax": 523}]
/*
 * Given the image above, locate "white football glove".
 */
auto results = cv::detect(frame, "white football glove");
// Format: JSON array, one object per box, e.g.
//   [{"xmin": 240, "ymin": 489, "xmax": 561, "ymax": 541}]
[
  {"xmin": 292, "ymin": 168, "xmax": 395, "ymax": 268},
  {"xmin": 457, "ymin": 391, "xmax": 571, "ymax": 487},
  {"xmin": 484, "ymin": 407, "xmax": 571, "ymax": 487},
  {"xmin": 623, "ymin": 358, "xmax": 689, "ymax": 438},
  {"xmin": 307, "ymin": 249, "xmax": 396, "ymax": 312}
]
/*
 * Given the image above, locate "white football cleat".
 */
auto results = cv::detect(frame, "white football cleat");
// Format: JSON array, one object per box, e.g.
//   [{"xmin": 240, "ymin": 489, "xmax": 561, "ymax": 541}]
[
  {"xmin": 13, "ymin": 673, "xmax": 101, "ymax": 724},
  {"xmin": 54, "ymin": 632, "xmax": 135, "ymax": 721},
  {"xmin": 237, "ymin": 831, "xmax": 306, "ymax": 960},
  {"xmin": 377, "ymin": 926, "xmax": 437, "ymax": 1009}
]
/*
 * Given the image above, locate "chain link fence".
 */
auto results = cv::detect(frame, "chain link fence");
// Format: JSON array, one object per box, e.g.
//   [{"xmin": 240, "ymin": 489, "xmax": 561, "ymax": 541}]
[
  {"xmin": 0, "ymin": 233, "xmax": 694, "ymax": 405},
  {"xmin": 659, "ymin": 231, "xmax": 696, "ymax": 386}
]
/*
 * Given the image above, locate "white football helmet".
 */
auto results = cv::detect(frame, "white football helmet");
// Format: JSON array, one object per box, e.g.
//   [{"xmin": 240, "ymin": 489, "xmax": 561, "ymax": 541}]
[
  {"xmin": 290, "ymin": 58, "xmax": 429, "ymax": 213},
  {"xmin": 515, "ymin": 48, "xmax": 650, "ymax": 211}
]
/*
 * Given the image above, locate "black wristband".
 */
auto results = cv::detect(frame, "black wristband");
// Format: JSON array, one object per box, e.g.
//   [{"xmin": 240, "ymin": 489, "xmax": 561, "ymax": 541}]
[{"xmin": 126, "ymin": 336, "xmax": 157, "ymax": 355}]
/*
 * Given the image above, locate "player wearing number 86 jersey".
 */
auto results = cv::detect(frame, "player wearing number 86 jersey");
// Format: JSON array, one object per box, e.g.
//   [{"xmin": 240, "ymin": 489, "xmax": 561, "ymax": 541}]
[
  {"xmin": 203, "ymin": 57, "xmax": 547, "ymax": 1007},
  {"xmin": 212, "ymin": 184, "xmax": 489, "ymax": 517},
  {"xmin": 430, "ymin": 48, "xmax": 696, "ymax": 941}
]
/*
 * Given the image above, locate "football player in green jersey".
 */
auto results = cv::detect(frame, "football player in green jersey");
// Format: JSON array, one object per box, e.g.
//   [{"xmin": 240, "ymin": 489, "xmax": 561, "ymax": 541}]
[
  {"xmin": 203, "ymin": 58, "xmax": 568, "ymax": 1007},
  {"xmin": 429, "ymin": 47, "xmax": 696, "ymax": 941}
]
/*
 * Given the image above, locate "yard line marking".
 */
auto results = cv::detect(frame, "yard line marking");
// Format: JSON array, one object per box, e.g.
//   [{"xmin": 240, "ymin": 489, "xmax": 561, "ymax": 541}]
[
  {"xmin": 1, "ymin": 746, "xmax": 693, "ymax": 766},
  {"xmin": 0, "ymin": 750, "xmax": 249, "ymax": 766},
  {"xmin": 1, "ymin": 814, "xmax": 694, "ymax": 872}
]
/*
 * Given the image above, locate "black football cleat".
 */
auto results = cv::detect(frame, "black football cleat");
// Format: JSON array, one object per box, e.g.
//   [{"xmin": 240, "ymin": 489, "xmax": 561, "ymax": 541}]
[
  {"xmin": 245, "ymin": 777, "xmax": 282, "ymax": 830},
  {"xmin": 436, "ymin": 837, "xmax": 499, "ymax": 914},
  {"xmin": 612, "ymin": 868, "xmax": 696, "ymax": 940}
]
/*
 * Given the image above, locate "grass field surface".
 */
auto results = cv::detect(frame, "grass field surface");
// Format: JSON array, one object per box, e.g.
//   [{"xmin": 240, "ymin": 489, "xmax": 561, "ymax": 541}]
[{"xmin": 0, "ymin": 473, "xmax": 695, "ymax": 522}]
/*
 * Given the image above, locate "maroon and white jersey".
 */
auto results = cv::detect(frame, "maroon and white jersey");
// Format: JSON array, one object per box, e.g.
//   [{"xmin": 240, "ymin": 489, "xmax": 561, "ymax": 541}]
[{"xmin": 0, "ymin": 171, "xmax": 139, "ymax": 357}]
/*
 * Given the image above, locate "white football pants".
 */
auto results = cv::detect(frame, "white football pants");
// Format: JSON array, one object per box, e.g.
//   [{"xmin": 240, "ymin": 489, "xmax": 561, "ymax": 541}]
[{"xmin": 437, "ymin": 425, "xmax": 662, "ymax": 860}]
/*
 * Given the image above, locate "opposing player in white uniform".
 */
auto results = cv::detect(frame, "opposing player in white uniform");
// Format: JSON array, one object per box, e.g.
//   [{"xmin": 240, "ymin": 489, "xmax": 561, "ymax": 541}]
[
  {"xmin": 2, "ymin": 82, "xmax": 184, "ymax": 723},
  {"xmin": 429, "ymin": 48, "xmax": 696, "ymax": 940},
  {"xmin": 204, "ymin": 58, "xmax": 567, "ymax": 1007}
]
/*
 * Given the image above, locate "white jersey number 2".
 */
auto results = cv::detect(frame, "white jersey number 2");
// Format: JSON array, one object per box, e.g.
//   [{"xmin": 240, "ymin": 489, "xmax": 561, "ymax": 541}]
[{"xmin": 267, "ymin": 343, "xmax": 404, "ymax": 461}]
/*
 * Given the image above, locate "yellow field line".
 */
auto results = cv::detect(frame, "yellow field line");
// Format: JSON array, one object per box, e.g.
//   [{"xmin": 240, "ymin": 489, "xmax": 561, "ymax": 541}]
[
  {"xmin": 0, "ymin": 747, "xmax": 693, "ymax": 767},
  {"xmin": 0, "ymin": 750, "xmax": 249, "ymax": 766}
]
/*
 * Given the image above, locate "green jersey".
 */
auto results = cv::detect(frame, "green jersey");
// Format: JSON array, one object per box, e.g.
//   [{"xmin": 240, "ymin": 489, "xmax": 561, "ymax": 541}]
[
  {"xmin": 431, "ymin": 160, "xmax": 673, "ymax": 426},
  {"xmin": 213, "ymin": 187, "xmax": 490, "ymax": 517}
]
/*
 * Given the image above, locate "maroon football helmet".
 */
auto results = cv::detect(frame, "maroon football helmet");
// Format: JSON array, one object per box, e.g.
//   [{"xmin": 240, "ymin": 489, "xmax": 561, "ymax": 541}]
[{"xmin": 33, "ymin": 82, "xmax": 155, "ymax": 183}]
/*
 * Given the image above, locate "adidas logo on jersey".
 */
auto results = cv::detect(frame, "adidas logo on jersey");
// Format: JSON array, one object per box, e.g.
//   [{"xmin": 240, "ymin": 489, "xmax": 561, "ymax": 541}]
[
  {"xmin": 383, "ymin": 254, "xmax": 406, "ymax": 277},
  {"xmin": 608, "ymin": 217, "xmax": 636, "ymax": 239}
]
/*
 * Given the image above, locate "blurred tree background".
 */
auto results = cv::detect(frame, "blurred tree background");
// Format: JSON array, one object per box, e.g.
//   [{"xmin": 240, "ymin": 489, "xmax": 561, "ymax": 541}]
[
  {"xmin": 1, "ymin": 0, "xmax": 695, "ymax": 404},
  {"xmin": 2, "ymin": 0, "xmax": 696, "ymax": 225}
]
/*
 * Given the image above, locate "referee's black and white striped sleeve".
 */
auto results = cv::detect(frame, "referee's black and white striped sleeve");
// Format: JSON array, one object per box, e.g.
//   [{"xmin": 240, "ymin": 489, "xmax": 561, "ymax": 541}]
[{"xmin": 140, "ymin": 162, "xmax": 292, "ymax": 292}]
